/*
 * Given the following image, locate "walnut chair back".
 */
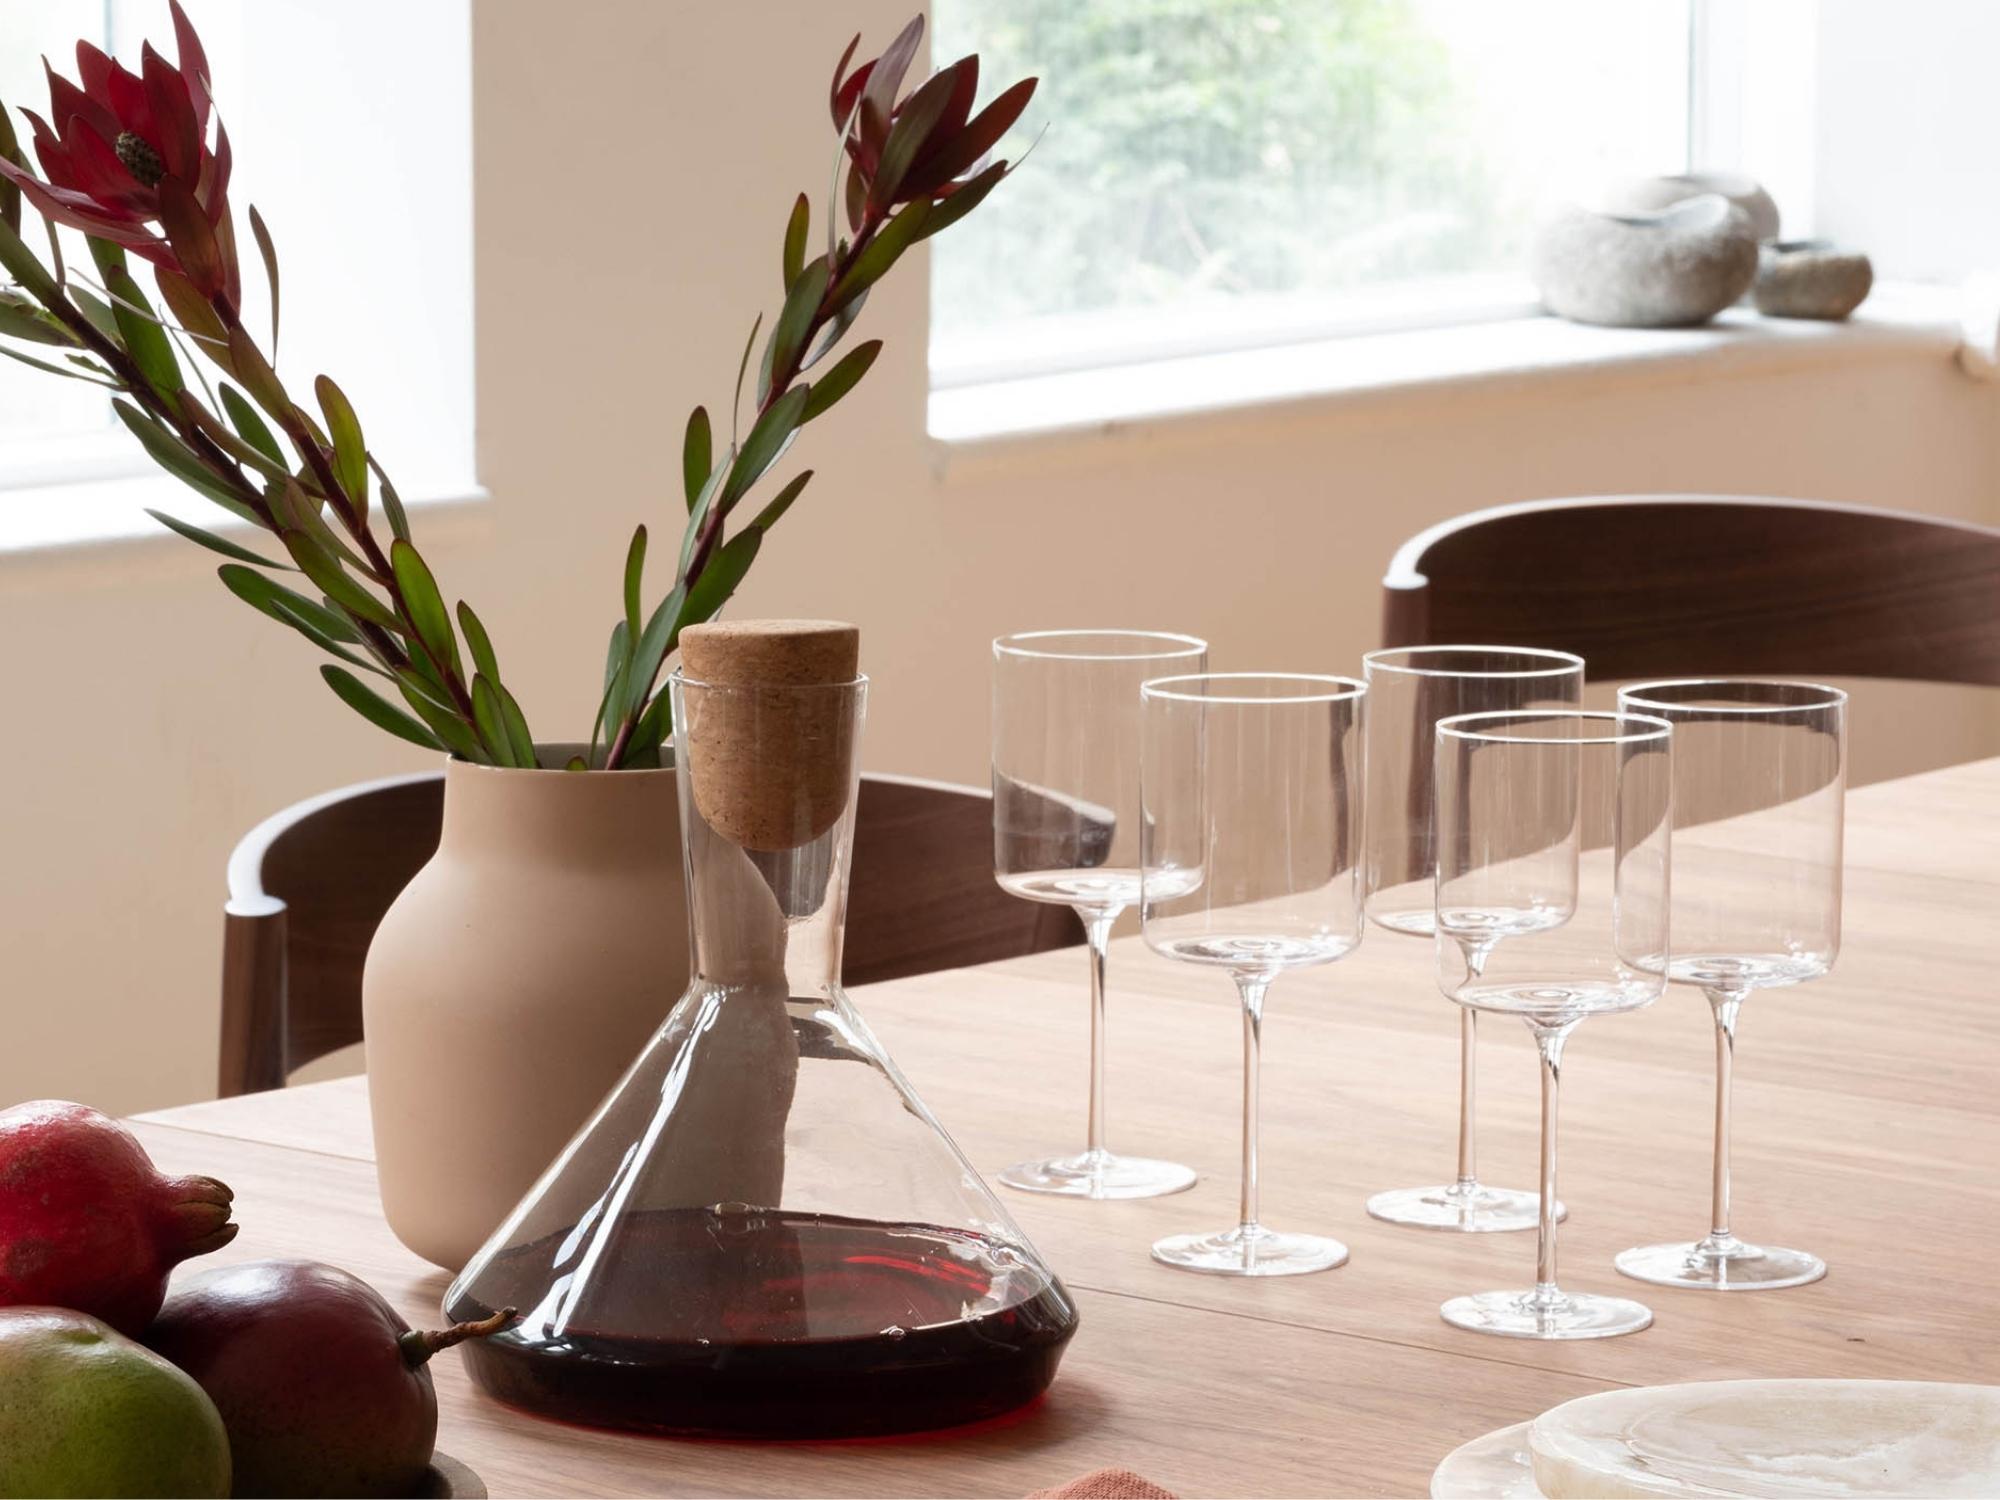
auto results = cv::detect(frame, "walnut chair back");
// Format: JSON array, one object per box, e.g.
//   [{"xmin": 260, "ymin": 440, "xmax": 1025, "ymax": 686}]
[
  {"xmin": 1381, "ymin": 495, "xmax": 2000, "ymax": 685},
  {"xmin": 220, "ymin": 771, "xmax": 1078, "ymax": 1095}
]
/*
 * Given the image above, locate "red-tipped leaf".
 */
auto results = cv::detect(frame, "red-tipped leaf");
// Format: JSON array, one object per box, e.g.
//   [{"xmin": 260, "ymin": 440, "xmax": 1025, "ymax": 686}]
[
  {"xmin": 913, "ymin": 157, "xmax": 1012, "ymax": 241},
  {"xmin": 900, "ymin": 76, "xmax": 1037, "ymax": 198},
  {"xmin": 828, "ymin": 32, "xmax": 863, "ymax": 126},
  {"xmin": 858, "ymin": 14, "xmax": 924, "ymax": 157},
  {"xmin": 156, "ymin": 175, "xmax": 223, "ymax": 296},
  {"xmin": 906, "ymin": 55, "xmax": 979, "ymax": 181},
  {"xmin": 870, "ymin": 63, "xmax": 959, "ymax": 210}
]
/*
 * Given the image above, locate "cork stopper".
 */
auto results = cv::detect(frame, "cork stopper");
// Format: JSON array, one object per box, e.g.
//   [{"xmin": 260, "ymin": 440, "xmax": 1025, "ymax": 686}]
[{"xmin": 678, "ymin": 620, "xmax": 861, "ymax": 852}]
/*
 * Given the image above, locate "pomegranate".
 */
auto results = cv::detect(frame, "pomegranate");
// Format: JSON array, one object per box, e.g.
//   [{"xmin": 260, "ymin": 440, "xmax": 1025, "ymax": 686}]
[{"xmin": 0, "ymin": 1099, "xmax": 237, "ymax": 1335}]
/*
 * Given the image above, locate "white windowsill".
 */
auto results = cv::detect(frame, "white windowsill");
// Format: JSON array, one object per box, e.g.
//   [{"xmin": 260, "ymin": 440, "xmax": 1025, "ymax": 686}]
[
  {"xmin": 0, "ymin": 469, "xmax": 489, "ymax": 564},
  {"xmin": 927, "ymin": 283, "xmax": 1974, "ymax": 455}
]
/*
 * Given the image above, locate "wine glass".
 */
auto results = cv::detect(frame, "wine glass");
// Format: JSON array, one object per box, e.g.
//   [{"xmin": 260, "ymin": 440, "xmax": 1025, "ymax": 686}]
[
  {"xmin": 1360, "ymin": 645, "xmax": 1585, "ymax": 1234},
  {"xmin": 1613, "ymin": 680, "xmax": 1845, "ymax": 1292},
  {"xmin": 1139, "ymin": 673, "xmax": 1366, "ymax": 1276},
  {"xmin": 1433, "ymin": 709, "xmax": 1672, "ymax": 1338},
  {"xmin": 991, "ymin": 630, "xmax": 1208, "ymax": 1200}
]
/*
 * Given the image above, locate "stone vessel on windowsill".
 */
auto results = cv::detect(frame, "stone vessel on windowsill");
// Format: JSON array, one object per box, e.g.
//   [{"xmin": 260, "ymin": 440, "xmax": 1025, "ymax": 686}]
[
  {"xmin": 1599, "ymin": 171, "xmax": 1781, "ymax": 242},
  {"xmin": 1531, "ymin": 195, "xmax": 1759, "ymax": 328},
  {"xmin": 1754, "ymin": 240, "xmax": 1874, "ymax": 321}
]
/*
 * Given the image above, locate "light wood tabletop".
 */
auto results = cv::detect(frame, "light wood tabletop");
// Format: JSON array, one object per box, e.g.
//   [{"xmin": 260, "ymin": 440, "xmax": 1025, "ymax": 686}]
[{"xmin": 133, "ymin": 757, "xmax": 2000, "ymax": 1499}]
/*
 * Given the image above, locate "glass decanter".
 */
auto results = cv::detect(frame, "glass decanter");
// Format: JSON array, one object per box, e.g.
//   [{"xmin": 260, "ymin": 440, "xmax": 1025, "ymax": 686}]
[{"xmin": 445, "ymin": 643, "xmax": 1080, "ymax": 1438}]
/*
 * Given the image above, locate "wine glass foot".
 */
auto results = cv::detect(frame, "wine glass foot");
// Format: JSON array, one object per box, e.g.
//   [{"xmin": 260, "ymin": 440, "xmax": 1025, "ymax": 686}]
[
  {"xmin": 1441, "ymin": 1287, "xmax": 1652, "ymax": 1340},
  {"xmin": 1365, "ymin": 1182, "xmax": 1561, "ymax": 1232},
  {"xmin": 1614, "ymin": 1236, "xmax": 1826, "ymax": 1291},
  {"xmin": 998, "ymin": 1149, "xmax": 1196, "ymax": 1200},
  {"xmin": 1151, "ymin": 1223, "xmax": 1348, "ymax": 1277}
]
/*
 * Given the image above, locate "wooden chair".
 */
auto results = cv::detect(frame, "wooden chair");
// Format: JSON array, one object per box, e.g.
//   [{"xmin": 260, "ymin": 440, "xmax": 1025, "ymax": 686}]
[
  {"xmin": 1381, "ymin": 495, "xmax": 2000, "ymax": 684},
  {"xmin": 221, "ymin": 772, "xmax": 1079, "ymax": 1096}
]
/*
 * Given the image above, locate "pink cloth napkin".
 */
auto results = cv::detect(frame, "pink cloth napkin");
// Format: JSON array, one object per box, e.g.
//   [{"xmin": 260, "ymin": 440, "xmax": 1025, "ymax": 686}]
[{"xmin": 1029, "ymin": 1467, "xmax": 1178, "ymax": 1499}]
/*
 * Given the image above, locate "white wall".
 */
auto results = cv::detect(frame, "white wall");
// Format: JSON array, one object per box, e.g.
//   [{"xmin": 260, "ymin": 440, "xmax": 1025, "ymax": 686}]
[
  {"xmin": 1, "ymin": 0, "xmax": 1995, "ymax": 1117},
  {"xmin": 1814, "ymin": 0, "xmax": 2000, "ymax": 280}
]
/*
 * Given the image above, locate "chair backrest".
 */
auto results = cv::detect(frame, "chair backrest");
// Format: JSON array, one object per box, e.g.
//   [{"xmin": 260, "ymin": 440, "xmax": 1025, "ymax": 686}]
[
  {"xmin": 220, "ymin": 771, "xmax": 1078, "ymax": 1096},
  {"xmin": 1381, "ymin": 495, "xmax": 2000, "ymax": 685}
]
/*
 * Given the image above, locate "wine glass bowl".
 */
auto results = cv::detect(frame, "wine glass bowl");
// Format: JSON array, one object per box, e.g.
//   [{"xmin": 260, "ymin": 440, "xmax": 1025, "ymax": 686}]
[
  {"xmin": 991, "ymin": 630, "xmax": 1208, "ymax": 1201},
  {"xmin": 1612, "ymin": 679, "xmax": 1846, "ymax": 1293},
  {"xmin": 1432, "ymin": 709, "xmax": 1672, "ymax": 1339},
  {"xmin": 1140, "ymin": 673, "xmax": 1367, "ymax": 1277},
  {"xmin": 1361, "ymin": 645, "xmax": 1585, "ymax": 1234}
]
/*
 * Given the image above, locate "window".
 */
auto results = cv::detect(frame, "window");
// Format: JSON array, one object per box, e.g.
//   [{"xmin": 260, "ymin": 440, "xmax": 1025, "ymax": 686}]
[
  {"xmin": 929, "ymin": 0, "xmax": 1701, "ymax": 388},
  {"xmin": 0, "ymin": 1, "xmax": 126, "ymax": 475},
  {"xmin": 0, "ymin": 0, "xmax": 475, "ymax": 526}
]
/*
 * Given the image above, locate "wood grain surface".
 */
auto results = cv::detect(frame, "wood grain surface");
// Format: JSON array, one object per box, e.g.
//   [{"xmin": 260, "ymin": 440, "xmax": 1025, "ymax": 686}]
[{"xmin": 137, "ymin": 758, "xmax": 2000, "ymax": 1498}]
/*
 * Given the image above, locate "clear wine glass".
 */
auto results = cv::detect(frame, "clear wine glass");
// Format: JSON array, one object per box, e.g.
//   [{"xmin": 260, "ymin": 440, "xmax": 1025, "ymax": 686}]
[
  {"xmin": 1360, "ymin": 646, "xmax": 1585, "ymax": 1234},
  {"xmin": 1140, "ymin": 673, "xmax": 1366, "ymax": 1276},
  {"xmin": 992, "ymin": 630, "xmax": 1208, "ymax": 1200},
  {"xmin": 1613, "ymin": 680, "xmax": 1846, "ymax": 1292},
  {"xmin": 1433, "ymin": 709, "xmax": 1672, "ymax": 1338}
]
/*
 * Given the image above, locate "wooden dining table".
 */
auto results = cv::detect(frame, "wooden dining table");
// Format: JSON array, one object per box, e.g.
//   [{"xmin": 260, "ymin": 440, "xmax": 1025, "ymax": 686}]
[{"xmin": 131, "ymin": 756, "xmax": 2000, "ymax": 1498}]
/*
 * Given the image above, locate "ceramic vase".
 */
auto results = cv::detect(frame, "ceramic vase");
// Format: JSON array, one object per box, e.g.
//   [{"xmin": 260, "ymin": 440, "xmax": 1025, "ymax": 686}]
[{"xmin": 362, "ymin": 752, "xmax": 687, "ymax": 1271}]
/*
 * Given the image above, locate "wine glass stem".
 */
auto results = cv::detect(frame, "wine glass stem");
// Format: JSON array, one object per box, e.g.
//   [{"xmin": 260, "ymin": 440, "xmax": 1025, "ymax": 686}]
[
  {"xmin": 1706, "ymin": 988, "xmax": 1745, "ymax": 1243},
  {"xmin": 1082, "ymin": 910, "xmax": 1117, "ymax": 1159},
  {"xmin": 1456, "ymin": 1007, "xmax": 1479, "ymax": 1189},
  {"xmin": 1234, "ymin": 972, "xmax": 1270, "ymax": 1232},
  {"xmin": 1453, "ymin": 940, "xmax": 1491, "ymax": 1191},
  {"xmin": 1532, "ymin": 1024, "xmax": 1572, "ymax": 1297}
]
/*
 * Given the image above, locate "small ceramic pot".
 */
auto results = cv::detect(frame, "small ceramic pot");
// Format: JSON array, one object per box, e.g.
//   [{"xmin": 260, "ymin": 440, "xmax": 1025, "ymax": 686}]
[
  {"xmin": 363, "ymin": 751, "xmax": 687, "ymax": 1271},
  {"xmin": 1754, "ymin": 240, "xmax": 1873, "ymax": 320}
]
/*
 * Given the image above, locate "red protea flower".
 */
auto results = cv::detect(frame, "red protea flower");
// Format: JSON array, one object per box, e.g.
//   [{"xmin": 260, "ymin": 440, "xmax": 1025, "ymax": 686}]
[{"xmin": 0, "ymin": 0, "xmax": 238, "ymax": 306}]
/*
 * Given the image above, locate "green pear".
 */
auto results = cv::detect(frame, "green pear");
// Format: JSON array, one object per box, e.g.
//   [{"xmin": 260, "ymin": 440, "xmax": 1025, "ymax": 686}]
[{"xmin": 0, "ymin": 1307, "xmax": 230, "ymax": 1499}]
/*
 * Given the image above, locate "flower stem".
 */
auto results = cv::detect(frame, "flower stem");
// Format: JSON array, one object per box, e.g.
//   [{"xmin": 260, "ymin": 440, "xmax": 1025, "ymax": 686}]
[
  {"xmin": 604, "ymin": 204, "xmax": 886, "ymax": 770},
  {"xmin": 43, "ymin": 294, "xmax": 271, "ymax": 523}
]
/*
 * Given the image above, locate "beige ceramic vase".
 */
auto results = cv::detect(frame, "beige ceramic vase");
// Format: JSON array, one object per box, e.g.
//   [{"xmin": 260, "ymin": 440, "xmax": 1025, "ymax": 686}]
[{"xmin": 362, "ymin": 752, "xmax": 687, "ymax": 1271}]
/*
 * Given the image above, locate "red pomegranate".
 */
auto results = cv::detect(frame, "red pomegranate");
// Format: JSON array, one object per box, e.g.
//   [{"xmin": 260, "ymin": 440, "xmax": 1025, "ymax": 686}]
[{"xmin": 0, "ymin": 1100, "xmax": 237, "ymax": 1335}]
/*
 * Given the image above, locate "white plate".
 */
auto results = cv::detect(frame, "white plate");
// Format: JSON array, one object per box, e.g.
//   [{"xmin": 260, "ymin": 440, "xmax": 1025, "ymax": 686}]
[
  {"xmin": 1432, "ymin": 1421, "xmax": 1545, "ymax": 1499},
  {"xmin": 1529, "ymin": 1380, "xmax": 2000, "ymax": 1498}
]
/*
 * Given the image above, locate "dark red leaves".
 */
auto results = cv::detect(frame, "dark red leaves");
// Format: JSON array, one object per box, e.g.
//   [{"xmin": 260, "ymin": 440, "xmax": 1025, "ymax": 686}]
[
  {"xmin": 911, "ymin": 157, "xmax": 1010, "ymax": 243},
  {"xmin": 835, "ymin": 16, "xmax": 1036, "ymax": 223},
  {"xmin": 197, "ymin": 117, "xmax": 231, "ymax": 223},
  {"xmin": 157, "ymin": 176, "xmax": 222, "ymax": 297},
  {"xmin": 898, "ymin": 76, "xmax": 1037, "ymax": 200},
  {"xmin": 858, "ymin": 14, "xmax": 924, "ymax": 156},
  {"xmin": 934, "ymin": 56, "xmax": 979, "ymax": 146},
  {"xmin": 868, "ymin": 63, "xmax": 959, "ymax": 212},
  {"xmin": 829, "ymin": 33, "xmax": 866, "ymax": 127}
]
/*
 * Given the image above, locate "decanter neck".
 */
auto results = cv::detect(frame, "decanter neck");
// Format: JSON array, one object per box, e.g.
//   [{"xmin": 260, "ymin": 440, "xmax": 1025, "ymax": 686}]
[{"xmin": 682, "ymin": 814, "xmax": 848, "ymax": 997}]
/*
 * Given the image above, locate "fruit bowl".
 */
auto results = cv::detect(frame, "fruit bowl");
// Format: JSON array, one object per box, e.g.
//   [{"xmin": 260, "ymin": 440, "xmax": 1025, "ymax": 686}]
[{"xmin": 419, "ymin": 1452, "xmax": 485, "ymax": 1498}]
